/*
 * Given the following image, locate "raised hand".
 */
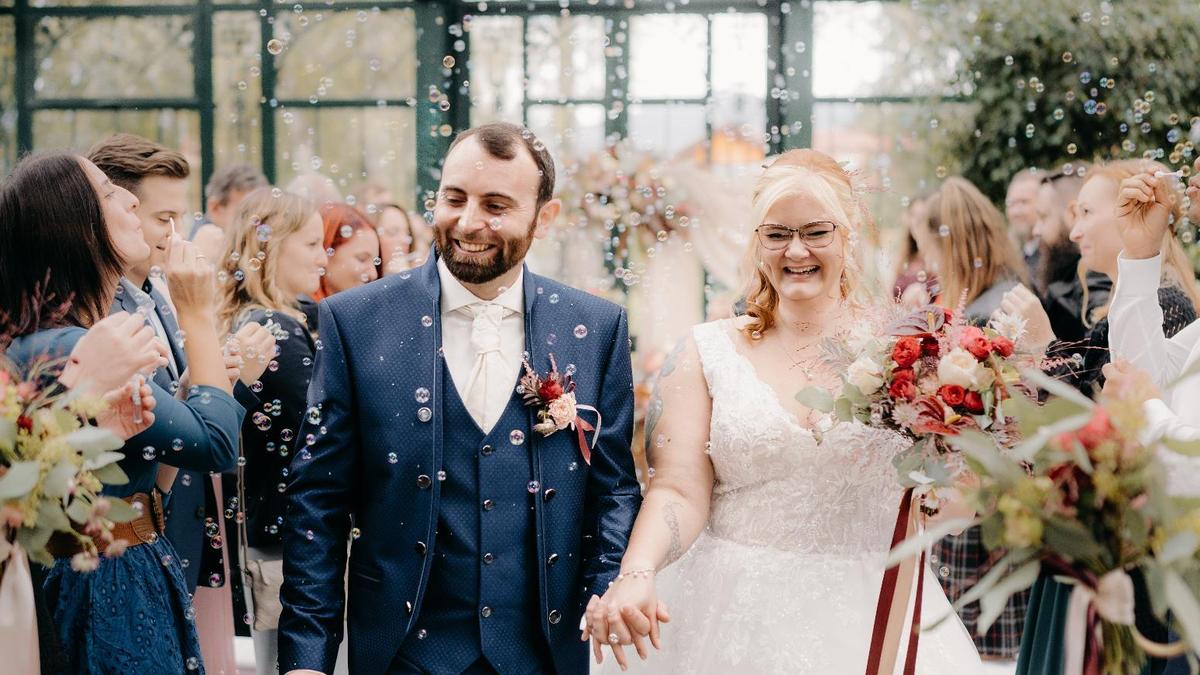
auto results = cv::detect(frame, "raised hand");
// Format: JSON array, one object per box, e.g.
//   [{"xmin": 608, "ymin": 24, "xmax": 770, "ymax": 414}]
[
  {"xmin": 1100, "ymin": 359, "xmax": 1161, "ymax": 404},
  {"xmin": 95, "ymin": 375, "xmax": 157, "ymax": 440},
  {"xmin": 164, "ymin": 235, "xmax": 218, "ymax": 318},
  {"xmin": 60, "ymin": 312, "xmax": 168, "ymax": 395},
  {"xmin": 997, "ymin": 283, "xmax": 1055, "ymax": 352},
  {"xmin": 230, "ymin": 321, "xmax": 277, "ymax": 385},
  {"xmin": 1116, "ymin": 169, "xmax": 1174, "ymax": 260}
]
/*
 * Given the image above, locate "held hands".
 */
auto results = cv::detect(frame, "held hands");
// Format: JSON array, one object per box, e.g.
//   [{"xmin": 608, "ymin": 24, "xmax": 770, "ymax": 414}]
[
  {"xmin": 1116, "ymin": 169, "xmax": 1174, "ymax": 260},
  {"xmin": 164, "ymin": 235, "xmax": 218, "ymax": 317},
  {"xmin": 582, "ymin": 573, "xmax": 671, "ymax": 670},
  {"xmin": 61, "ymin": 312, "xmax": 168, "ymax": 395},
  {"xmin": 997, "ymin": 284, "xmax": 1055, "ymax": 352},
  {"xmin": 229, "ymin": 322, "xmax": 277, "ymax": 385}
]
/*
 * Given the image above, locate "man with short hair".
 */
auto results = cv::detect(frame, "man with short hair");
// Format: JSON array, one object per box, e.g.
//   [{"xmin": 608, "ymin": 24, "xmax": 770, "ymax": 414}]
[
  {"xmin": 1006, "ymin": 168, "xmax": 1042, "ymax": 277},
  {"xmin": 192, "ymin": 162, "xmax": 268, "ymax": 261},
  {"xmin": 279, "ymin": 122, "xmax": 641, "ymax": 675}
]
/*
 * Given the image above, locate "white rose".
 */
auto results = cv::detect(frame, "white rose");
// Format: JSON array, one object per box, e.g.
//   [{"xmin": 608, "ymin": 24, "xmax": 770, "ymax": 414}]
[
  {"xmin": 847, "ymin": 355, "xmax": 885, "ymax": 395},
  {"xmin": 938, "ymin": 348, "xmax": 986, "ymax": 389}
]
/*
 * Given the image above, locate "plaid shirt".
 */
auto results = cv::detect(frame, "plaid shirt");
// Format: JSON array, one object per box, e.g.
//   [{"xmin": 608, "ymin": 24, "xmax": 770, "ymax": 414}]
[{"xmin": 931, "ymin": 525, "xmax": 1029, "ymax": 659}]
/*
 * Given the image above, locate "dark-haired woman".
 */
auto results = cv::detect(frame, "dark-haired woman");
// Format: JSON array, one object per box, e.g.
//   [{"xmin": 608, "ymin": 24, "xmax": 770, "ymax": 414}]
[{"xmin": 0, "ymin": 152, "xmax": 241, "ymax": 674}]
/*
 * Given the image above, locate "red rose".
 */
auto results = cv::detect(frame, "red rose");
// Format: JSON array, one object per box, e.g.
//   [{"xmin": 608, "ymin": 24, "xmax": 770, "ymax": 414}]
[
  {"xmin": 1075, "ymin": 409, "xmax": 1113, "ymax": 450},
  {"xmin": 921, "ymin": 337, "xmax": 940, "ymax": 358},
  {"xmin": 963, "ymin": 391, "xmax": 985, "ymax": 414},
  {"xmin": 16, "ymin": 415, "xmax": 32, "ymax": 432},
  {"xmin": 888, "ymin": 369, "xmax": 918, "ymax": 401},
  {"xmin": 959, "ymin": 326, "xmax": 992, "ymax": 360},
  {"xmin": 891, "ymin": 337, "xmax": 922, "ymax": 368},
  {"xmin": 991, "ymin": 335, "xmax": 1015, "ymax": 358},
  {"xmin": 937, "ymin": 384, "xmax": 966, "ymax": 407},
  {"xmin": 538, "ymin": 378, "xmax": 564, "ymax": 401}
]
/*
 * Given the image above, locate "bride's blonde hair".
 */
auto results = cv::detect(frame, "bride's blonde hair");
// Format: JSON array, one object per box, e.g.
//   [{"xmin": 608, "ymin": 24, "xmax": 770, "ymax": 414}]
[{"xmin": 741, "ymin": 149, "xmax": 872, "ymax": 339}]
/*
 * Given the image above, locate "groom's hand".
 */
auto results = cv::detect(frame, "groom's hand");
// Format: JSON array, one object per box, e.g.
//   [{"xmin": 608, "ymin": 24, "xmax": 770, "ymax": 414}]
[{"xmin": 583, "ymin": 585, "xmax": 671, "ymax": 668}]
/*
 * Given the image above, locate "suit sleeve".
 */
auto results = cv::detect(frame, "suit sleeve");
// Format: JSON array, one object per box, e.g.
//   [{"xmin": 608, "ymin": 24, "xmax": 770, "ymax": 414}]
[
  {"xmin": 579, "ymin": 308, "xmax": 641, "ymax": 603},
  {"xmin": 278, "ymin": 301, "xmax": 357, "ymax": 674},
  {"xmin": 128, "ymin": 382, "xmax": 242, "ymax": 474}
]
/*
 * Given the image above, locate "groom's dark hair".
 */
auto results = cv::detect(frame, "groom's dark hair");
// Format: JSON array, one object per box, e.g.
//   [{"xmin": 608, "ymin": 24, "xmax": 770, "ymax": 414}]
[{"xmin": 449, "ymin": 122, "xmax": 556, "ymax": 210}]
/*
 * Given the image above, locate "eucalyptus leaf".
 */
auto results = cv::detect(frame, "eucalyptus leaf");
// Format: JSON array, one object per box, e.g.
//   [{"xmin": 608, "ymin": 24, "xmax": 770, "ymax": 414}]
[
  {"xmin": 885, "ymin": 517, "xmax": 977, "ymax": 568},
  {"xmin": 65, "ymin": 498, "xmax": 92, "ymax": 524},
  {"xmin": 1043, "ymin": 518, "xmax": 1108, "ymax": 564},
  {"xmin": 61, "ymin": 426, "xmax": 123, "ymax": 454},
  {"xmin": 83, "ymin": 451, "xmax": 125, "ymax": 472},
  {"xmin": 835, "ymin": 397, "xmax": 854, "ymax": 423},
  {"xmin": 0, "ymin": 418, "xmax": 15, "ymax": 452},
  {"xmin": 950, "ymin": 431, "xmax": 1023, "ymax": 483},
  {"xmin": 955, "ymin": 548, "xmax": 1037, "ymax": 609},
  {"xmin": 1020, "ymin": 368, "xmax": 1095, "ymax": 409},
  {"xmin": 977, "ymin": 559, "xmax": 1041, "ymax": 636},
  {"xmin": 795, "ymin": 386, "xmax": 835, "ymax": 413},
  {"xmin": 42, "ymin": 460, "xmax": 77, "ymax": 500},
  {"xmin": 17, "ymin": 524, "xmax": 54, "ymax": 562},
  {"xmin": 92, "ymin": 462, "xmax": 129, "ymax": 486},
  {"xmin": 1160, "ymin": 531, "xmax": 1200, "ymax": 564},
  {"xmin": 105, "ymin": 497, "xmax": 139, "ymax": 524},
  {"xmin": 37, "ymin": 499, "xmax": 71, "ymax": 533},
  {"xmin": 0, "ymin": 461, "xmax": 40, "ymax": 500},
  {"xmin": 1164, "ymin": 570, "xmax": 1200, "ymax": 655}
]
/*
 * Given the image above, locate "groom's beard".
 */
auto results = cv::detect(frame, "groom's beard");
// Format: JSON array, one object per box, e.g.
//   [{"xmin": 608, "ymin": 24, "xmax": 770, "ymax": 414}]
[{"xmin": 435, "ymin": 216, "xmax": 537, "ymax": 285}]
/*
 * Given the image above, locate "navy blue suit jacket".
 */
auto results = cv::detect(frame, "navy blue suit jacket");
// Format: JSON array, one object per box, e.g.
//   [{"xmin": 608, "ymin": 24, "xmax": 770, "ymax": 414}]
[{"xmin": 278, "ymin": 252, "xmax": 641, "ymax": 674}]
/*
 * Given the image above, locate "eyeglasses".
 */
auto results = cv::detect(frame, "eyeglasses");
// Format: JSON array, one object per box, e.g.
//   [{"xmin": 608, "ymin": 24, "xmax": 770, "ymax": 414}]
[{"xmin": 754, "ymin": 221, "xmax": 839, "ymax": 250}]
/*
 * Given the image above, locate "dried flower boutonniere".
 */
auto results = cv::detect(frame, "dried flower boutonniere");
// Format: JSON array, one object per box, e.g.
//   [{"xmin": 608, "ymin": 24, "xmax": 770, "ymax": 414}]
[{"xmin": 520, "ymin": 354, "xmax": 602, "ymax": 465}]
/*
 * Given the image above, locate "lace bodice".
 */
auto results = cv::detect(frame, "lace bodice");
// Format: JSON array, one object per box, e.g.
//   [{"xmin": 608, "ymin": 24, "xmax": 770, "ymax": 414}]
[{"xmin": 694, "ymin": 320, "xmax": 909, "ymax": 555}]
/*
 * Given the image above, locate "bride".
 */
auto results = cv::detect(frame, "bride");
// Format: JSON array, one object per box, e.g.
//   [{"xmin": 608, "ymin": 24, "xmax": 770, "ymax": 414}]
[{"xmin": 586, "ymin": 150, "xmax": 982, "ymax": 674}]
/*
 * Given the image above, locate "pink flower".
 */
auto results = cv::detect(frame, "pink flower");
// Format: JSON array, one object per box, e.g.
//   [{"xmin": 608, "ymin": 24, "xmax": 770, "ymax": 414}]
[
  {"xmin": 70, "ymin": 552, "xmax": 100, "ymax": 572},
  {"xmin": 960, "ymin": 326, "xmax": 992, "ymax": 361},
  {"xmin": 105, "ymin": 539, "xmax": 129, "ymax": 558},
  {"xmin": 548, "ymin": 392, "xmax": 577, "ymax": 429}
]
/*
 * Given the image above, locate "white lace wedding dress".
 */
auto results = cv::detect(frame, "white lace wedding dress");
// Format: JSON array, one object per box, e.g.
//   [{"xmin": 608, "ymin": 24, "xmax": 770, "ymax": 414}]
[{"xmin": 607, "ymin": 321, "xmax": 982, "ymax": 674}]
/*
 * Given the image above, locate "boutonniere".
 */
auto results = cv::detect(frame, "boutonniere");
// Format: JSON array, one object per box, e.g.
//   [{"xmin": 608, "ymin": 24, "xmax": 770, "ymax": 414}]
[{"xmin": 520, "ymin": 354, "xmax": 602, "ymax": 465}]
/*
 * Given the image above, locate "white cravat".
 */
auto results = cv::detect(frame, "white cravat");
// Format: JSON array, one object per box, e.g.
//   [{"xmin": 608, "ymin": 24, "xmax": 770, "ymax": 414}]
[{"xmin": 438, "ymin": 259, "xmax": 525, "ymax": 434}]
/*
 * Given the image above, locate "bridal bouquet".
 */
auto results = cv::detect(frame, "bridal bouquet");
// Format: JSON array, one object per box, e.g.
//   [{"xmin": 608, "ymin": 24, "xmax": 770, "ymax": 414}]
[
  {"xmin": 799, "ymin": 304, "xmax": 1032, "ymax": 508},
  {"xmin": 905, "ymin": 373, "xmax": 1200, "ymax": 675},
  {"xmin": 1, "ymin": 356, "xmax": 139, "ymax": 569}
]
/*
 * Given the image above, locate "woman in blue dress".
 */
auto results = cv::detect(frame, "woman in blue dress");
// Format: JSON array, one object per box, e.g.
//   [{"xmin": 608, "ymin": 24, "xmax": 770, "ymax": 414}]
[{"xmin": 0, "ymin": 151, "xmax": 242, "ymax": 674}]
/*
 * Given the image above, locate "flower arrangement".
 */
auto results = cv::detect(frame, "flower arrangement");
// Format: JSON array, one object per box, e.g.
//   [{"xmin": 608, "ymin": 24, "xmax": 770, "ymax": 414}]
[
  {"xmin": 799, "ymin": 304, "xmax": 1032, "ymax": 509},
  {"xmin": 520, "ymin": 354, "xmax": 601, "ymax": 465},
  {"xmin": 0, "ymin": 356, "xmax": 138, "ymax": 569},
  {"xmin": 894, "ymin": 371, "xmax": 1200, "ymax": 675}
]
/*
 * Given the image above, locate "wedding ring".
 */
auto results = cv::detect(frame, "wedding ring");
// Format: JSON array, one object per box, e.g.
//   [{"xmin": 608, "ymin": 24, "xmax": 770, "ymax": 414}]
[{"xmin": 608, "ymin": 633, "xmax": 620, "ymax": 644}]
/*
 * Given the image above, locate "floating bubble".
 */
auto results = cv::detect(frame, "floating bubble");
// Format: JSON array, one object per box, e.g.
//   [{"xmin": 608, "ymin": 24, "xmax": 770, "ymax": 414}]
[
  {"xmin": 437, "ymin": 470, "xmax": 447, "ymax": 481},
  {"xmin": 209, "ymin": 574, "xmax": 222, "ymax": 587},
  {"xmin": 351, "ymin": 527, "xmax": 362, "ymax": 539},
  {"xmin": 142, "ymin": 446, "xmax": 157, "ymax": 460},
  {"xmin": 186, "ymin": 657, "xmax": 200, "ymax": 671},
  {"xmin": 421, "ymin": 315, "xmax": 434, "ymax": 327},
  {"xmin": 510, "ymin": 430, "xmax": 525, "ymax": 445},
  {"xmin": 442, "ymin": 55, "xmax": 456, "ymax": 69},
  {"xmin": 938, "ymin": 224, "xmax": 951, "ymax": 237},
  {"xmin": 415, "ymin": 388, "xmax": 431, "ymax": 403},
  {"xmin": 527, "ymin": 480, "xmax": 540, "ymax": 493},
  {"xmin": 388, "ymin": 452, "xmax": 398, "ymax": 464},
  {"xmin": 266, "ymin": 39, "xmax": 284, "ymax": 56},
  {"xmin": 548, "ymin": 293, "xmax": 559, "ymax": 304}
]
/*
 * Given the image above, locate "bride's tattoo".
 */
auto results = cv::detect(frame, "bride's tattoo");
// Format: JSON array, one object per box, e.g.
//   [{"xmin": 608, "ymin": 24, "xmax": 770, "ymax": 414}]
[
  {"xmin": 644, "ymin": 338, "xmax": 686, "ymax": 459},
  {"xmin": 663, "ymin": 501, "xmax": 683, "ymax": 564}
]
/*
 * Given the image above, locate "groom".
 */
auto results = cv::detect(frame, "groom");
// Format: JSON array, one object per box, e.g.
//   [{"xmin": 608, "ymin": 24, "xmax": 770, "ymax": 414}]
[{"xmin": 278, "ymin": 122, "xmax": 641, "ymax": 675}]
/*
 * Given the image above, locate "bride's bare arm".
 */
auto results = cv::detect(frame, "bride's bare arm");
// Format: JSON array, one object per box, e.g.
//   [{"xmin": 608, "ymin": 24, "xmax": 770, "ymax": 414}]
[{"xmin": 584, "ymin": 336, "xmax": 715, "ymax": 666}]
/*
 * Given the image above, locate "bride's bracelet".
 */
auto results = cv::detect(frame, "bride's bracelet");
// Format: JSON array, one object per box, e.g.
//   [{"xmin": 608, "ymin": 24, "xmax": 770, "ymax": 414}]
[{"xmin": 610, "ymin": 568, "xmax": 656, "ymax": 587}]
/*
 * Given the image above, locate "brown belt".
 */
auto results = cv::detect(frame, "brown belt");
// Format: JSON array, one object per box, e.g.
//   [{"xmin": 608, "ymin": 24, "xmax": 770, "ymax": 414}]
[{"xmin": 45, "ymin": 491, "xmax": 165, "ymax": 559}]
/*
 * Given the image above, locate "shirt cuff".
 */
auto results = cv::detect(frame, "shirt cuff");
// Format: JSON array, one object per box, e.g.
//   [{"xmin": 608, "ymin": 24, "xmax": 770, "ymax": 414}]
[{"xmin": 1115, "ymin": 252, "xmax": 1163, "ymax": 297}]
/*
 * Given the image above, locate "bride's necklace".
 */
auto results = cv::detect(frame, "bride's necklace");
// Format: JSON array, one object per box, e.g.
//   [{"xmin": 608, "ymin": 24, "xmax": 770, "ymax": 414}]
[{"xmin": 770, "ymin": 323, "xmax": 828, "ymax": 371}]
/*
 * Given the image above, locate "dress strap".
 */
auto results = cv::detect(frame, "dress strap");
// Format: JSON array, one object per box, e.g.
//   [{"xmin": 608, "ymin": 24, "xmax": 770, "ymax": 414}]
[{"xmin": 690, "ymin": 320, "xmax": 736, "ymax": 397}]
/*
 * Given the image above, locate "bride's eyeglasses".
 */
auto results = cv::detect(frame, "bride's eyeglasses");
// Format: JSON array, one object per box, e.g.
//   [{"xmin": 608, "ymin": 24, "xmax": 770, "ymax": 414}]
[{"xmin": 754, "ymin": 221, "xmax": 839, "ymax": 250}]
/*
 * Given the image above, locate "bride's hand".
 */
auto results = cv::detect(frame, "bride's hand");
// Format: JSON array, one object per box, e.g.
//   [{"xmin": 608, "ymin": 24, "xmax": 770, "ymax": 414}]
[{"xmin": 583, "ymin": 576, "xmax": 671, "ymax": 668}]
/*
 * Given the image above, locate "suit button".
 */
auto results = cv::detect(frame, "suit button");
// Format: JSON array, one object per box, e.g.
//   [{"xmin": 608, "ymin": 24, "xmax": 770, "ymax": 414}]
[
  {"xmin": 547, "ymin": 553, "xmax": 559, "ymax": 566},
  {"xmin": 481, "ymin": 444, "xmax": 493, "ymax": 456},
  {"xmin": 415, "ymin": 541, "xmax": 427, "ymax": 555},
  {"xmin": 548, "ymin": 610, "xmax": 561, "ymax": 625},
  {"xmin": 543, "ymin": 488, "xmax": 557, "ymax": 502},
  {"xmin": 416, "ymin": 475, "xmax": 432, "ymax": 489},
  {"xmin": 406, "ymin": 601, "xmax": 414, "ymax": 614},
  {"xmin": 482, "ymin": 499, "xmax": 494, "ymax": 511},
  {"xmin": 483, "ymin": 552, "xmax": 494, "ymax": 564},
  {"xmin": 480, "ymin": 606, "xmax": 492, "ymax": 618}
]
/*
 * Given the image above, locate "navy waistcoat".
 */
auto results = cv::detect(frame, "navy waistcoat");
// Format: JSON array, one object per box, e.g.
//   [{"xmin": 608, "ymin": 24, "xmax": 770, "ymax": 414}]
[{"xmin": 396, "ymin": 360, "xmax": 550, "ymax": 674}]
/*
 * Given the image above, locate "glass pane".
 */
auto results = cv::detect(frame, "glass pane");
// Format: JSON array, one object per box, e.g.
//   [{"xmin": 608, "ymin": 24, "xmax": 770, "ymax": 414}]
[
  {"xmin": 814, "ymin": 1, "xmax": 958, "ymax": 98},
  {"xmin": 0, "ymin": 16, "xmax": 14, "ymax": 177},
  {"xmin": 32, "ymin": 109, "xmax": 203, "ymax": 212},
  {"xmin": 710, "ymin": 13, "xmax": 767, "ymax": 153},
  {"xmin": 627, "ymin": 104, "xmax": 706, "ymax": 158},
  {"xmin": 812, "ymin": 101, "xmax": 975, "ymax": 229},
  {"xmin": 629, "ymin": 15, "xmax": 707, "ymax": 100},
  {"xmin": 35, "ymin": 0, "xmax": 193, "ymax": 4},
  {"xmin": 468, "ymin": 16, "xmax": 524, "ymax": 125},
  {"xmin": 214, "ymin": 12, "xmax": 263, "ymax": 170},
  {"xmin": 275, "ymin": 106, "xmax": 416, "ymax": 209},
  {"xmin": 526, "ymin": 16, "xmax": 605, "ymax": 101},
  {"xmin": 527, "ymin": 104, "xmax": 605, "ymax": 166},
  {"xmin": 33, "ymin": 16, "xmax": 194, "ymax": 99},
  {"xmin": 274, "ymin": 9, "xmax": 416, "ymax": 101}
]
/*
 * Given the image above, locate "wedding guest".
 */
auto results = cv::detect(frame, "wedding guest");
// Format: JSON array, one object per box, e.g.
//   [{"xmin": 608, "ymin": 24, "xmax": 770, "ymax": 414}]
[
  {"xmin": 893, "ymin": 195, "xmax": 932, "ymax": 306},
  {"xmin": 0, "ymin": 151, "xmax": 240, "ymax": 673},
  {"xmin": 285, "ymin": 172, "xmax": 341, "ymax": 206},
  {"xmin": 1001, "ymin": 160, "xmax": 1200, "ymax": 675},
  {"xmin": 313, "ymin": 203, "xmax": 381, "ymax": 302},
  {"xmin": 89, "ymin": 133, "xmax": 277, "ymax": 675},
  {"xmin": 1031, "ymin": 164, "xmax": 1093, "ymax": 345},
  {"xmin": 192, "ymin": 163, "xmax": 269, "ymax": 262},
  {"xmin": 911, "ymin": 176, "xmax": 1029, "ymax": 323},
  {"xmin": 1006, "ymin": 168, "xmax": 1042, "ymax": 277},
  {"xmin": 366, "ymin": 202, "xmax": 428, "ymax": 274},
  {"xmin": 911, "ymin": 175, "xmax": 1031, "ymax": 666},
  {"xmin": 215, "ymin": 187, "xmax": 326, "ymax": 675}
]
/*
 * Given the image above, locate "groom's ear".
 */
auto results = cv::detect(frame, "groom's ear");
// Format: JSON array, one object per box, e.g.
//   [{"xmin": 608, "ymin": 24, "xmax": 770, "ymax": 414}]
[{"xmin": 533, "ymin": 198, "xmax": 561, "ymax": 240}]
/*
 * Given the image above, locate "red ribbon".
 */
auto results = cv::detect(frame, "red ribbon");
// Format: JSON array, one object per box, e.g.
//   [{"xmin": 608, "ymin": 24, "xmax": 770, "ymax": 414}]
[
  {"xmin": 866, "ymin": 488, "xmax": 923, "ymax": 675},
  {"xmin": 574, "ymin": 416, "xmax": 594, "ymax": 466}
]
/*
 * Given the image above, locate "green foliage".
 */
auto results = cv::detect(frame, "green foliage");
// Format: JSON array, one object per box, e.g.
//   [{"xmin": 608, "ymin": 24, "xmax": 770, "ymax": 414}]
[{"xmin": 918, "ymin": 0, "xmax": 1200, "ymax": 203}]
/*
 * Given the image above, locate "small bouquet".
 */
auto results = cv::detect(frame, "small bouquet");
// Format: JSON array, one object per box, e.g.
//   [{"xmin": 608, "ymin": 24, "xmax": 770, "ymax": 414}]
[
  {"xmin": 894, "ymin": 371, "xmax": 1200, "ymax": 675},
  {"xmin": 799, "ymin": 304, "xmax": 1031, "ymax": 509},
  {"xmin": 519, "ymin": 354, "xmax": 602, "ymax": 465},
  {"xmin": 1, "ymin": 356, "xmax": 139, "ymax": 569}
]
